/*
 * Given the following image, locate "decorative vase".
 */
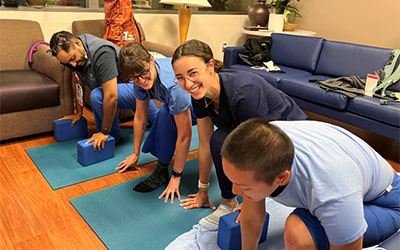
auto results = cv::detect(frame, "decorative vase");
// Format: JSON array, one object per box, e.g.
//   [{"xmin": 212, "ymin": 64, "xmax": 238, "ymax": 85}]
[
  {"xmin": 268, "ymin": 13, "xmax": 284, "ymax": 32},
  {"xmin": 247, "ymin": 0, "xmax": 270, "ymax": 27}
]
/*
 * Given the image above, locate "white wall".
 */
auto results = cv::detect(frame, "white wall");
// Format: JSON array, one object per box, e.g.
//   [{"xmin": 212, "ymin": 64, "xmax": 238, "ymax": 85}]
[
  {"xmin": 0, "ymin": 10, "xmax": 249, "ymax": 60},
  {"xmin": 2, "ymin": 0, "xmax": 399, "ymax": 60}
]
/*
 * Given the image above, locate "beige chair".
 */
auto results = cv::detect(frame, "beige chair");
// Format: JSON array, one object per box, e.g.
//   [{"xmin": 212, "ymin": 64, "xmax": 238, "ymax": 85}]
[{"xmin": 0, "ymin": 19, "xmax": 74, "ymax": 141}]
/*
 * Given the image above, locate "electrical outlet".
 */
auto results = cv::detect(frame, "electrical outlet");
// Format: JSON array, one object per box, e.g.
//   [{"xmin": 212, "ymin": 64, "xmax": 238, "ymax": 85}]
[{"xmin": 222, "ymin": 42, "xmax": 228, "ymax": 52}]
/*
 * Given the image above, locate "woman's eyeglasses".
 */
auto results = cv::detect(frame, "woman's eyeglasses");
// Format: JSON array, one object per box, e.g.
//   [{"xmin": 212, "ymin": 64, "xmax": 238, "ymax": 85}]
[
  {"xmin": 174, "ymin": 64, "xmax": 207, "ymax": 85},
  {"xmin": 130, "ymin": 68, "xmax": 151, "ymax": 82}
]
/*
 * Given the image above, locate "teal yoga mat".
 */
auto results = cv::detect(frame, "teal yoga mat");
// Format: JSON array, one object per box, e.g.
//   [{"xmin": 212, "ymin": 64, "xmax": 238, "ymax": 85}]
[
  {"xmin": 70, "ymin": 159, "xmax": 219, "ymax": 250},
  {"xmin": 26, "ymin": 126, "xmax": 199, "ymax": 190}
]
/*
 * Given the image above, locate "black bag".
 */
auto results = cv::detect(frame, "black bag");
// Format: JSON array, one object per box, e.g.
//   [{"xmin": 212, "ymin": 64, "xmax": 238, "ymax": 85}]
[{"xmin": 238, "ymin": 37, "xmax": 272, "ymax": 66}]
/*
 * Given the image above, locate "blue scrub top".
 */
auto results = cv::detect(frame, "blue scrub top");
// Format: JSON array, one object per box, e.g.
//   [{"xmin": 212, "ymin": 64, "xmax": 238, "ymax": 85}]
[
  {"xmin": 134, "ymin": 58, "xmax": 191, "ymax": 115},
  {"xmin": 192, "ymin": 69, "xmax": 306, "ymax": 128}
]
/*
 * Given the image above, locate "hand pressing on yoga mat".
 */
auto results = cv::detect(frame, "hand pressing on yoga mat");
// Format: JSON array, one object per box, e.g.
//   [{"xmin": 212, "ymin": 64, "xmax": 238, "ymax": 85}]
[
  {"xmin": 180, "ymin": 189, "xmax": 216, "ymax": 210},
  {"xmin": 159, "ymin": 175, "xmax": 181, "ymax": 203},
  {"xmin": 116, "ymin": 153, "xmax": 140, "ymax": 173}
]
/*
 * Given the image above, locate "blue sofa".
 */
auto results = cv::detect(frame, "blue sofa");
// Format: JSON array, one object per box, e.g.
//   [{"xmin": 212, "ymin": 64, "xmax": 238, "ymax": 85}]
[{"xmin": 224, "ymin": 33, "xmax": 400, "ymax": 140}]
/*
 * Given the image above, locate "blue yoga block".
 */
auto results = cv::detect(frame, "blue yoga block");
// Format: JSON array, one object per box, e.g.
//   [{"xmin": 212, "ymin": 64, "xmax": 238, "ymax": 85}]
[
  {"xmin": 53, "ymin": 117, "xmax": 88, "ymax": 142},
  {"xmin": 217, "ymin": 211, "xmax": 270, "ymax": 250},
  {"xmin": 77, "ymin": 136, "xmax": 115, "ymax": 166}
]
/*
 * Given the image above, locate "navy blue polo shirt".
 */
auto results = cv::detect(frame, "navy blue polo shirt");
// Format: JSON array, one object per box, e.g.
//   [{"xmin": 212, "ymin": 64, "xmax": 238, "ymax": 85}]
[{"xmin": 192, "ymin": 69, "xmax": 306, "ymax": 128}]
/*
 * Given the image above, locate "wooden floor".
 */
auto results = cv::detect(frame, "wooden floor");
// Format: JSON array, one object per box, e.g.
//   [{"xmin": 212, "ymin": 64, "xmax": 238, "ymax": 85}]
[{"xmin": 0, "ymin": 109, "xmax": 398, "ymax": 250}]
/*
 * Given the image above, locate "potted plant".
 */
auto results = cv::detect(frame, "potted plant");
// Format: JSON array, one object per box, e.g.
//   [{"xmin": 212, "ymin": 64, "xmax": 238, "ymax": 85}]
[{"xmin": 268, "ymin": 0, "xmax": 302, "ymax": 31}]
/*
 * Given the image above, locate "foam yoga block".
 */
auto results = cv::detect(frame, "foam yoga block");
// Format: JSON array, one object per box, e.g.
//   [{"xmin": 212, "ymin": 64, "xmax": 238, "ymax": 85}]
[
  {"xmin": 77, "ymin": 136, "xmax": 115, "ymax": 166},
  {"xmin": 217, "ymin": 211, "xmax": 270, "ymax": 250},
  {"xmin": 53, "ymin": 117, "xmax": 88, "ymax": 142}
]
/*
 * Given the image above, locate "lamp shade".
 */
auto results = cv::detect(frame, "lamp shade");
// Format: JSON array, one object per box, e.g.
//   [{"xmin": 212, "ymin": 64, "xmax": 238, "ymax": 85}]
[{"xmin": 159, "ymin": 0, "xmax": 211, "ymax": 8}]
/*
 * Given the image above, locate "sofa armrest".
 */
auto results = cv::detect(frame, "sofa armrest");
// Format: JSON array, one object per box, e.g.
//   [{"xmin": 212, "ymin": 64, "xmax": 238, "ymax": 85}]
[
  {"xmin": 31, "ymin": 44, "xmax": 74, "ymax": 115},
  {"xmin": 143, "ymin": 41, "xmax": 175, "ymax": 57},
  {"xmin": 223, "ymin": 46, "xmax": 245, "ymax": 69}
]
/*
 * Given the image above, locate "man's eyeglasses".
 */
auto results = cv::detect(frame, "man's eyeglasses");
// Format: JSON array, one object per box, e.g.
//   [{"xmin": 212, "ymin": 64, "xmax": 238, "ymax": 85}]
[{"xmin": 130, "ymin": 68, "xmax": 151, "ymax": 82}]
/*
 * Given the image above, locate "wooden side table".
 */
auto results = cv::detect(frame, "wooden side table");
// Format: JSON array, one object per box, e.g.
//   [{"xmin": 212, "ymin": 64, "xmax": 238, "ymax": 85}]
[{"xmin": 241, "ymin": 28, "xmax": 317, "ymax": 37}]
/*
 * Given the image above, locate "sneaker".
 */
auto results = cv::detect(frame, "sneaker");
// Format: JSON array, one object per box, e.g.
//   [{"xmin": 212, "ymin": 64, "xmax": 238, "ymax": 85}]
[
  {"xmin": 133, "ymin": 162, "xmax": 169, "ymax": 192},
  {"xmin": 199, "ymin": 203, "xmax": 237, "ymax": 230}
]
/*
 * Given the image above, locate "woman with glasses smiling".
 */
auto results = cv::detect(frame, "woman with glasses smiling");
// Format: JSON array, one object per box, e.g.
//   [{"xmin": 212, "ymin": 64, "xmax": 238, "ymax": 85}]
[
  {"xmin": 117, "ymin": 43, "xmax": 196, "ymax": 203},
  {"xmin": 171, "ymin": 39, "xmax": 307, "ymax": 229}
]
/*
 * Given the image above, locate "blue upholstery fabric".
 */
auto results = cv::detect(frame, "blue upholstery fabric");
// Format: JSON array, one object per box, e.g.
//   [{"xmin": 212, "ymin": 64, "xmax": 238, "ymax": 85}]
[
  {"xmin": 314, "ymin": 41, "xmax": 392, "ymax": 78},
  {"xmin": 223, "ymin": 46, "xmax": 244, "ymax": 68},
  {"xmin": 347, "ymin": 96, "xmax": 400, "ymax": 127},
  {"xmin": 279, "ymin": 77, "xmax": 349, "ymax": 110},
  {"xmin": 222, "ymin": 37, "xmax": 399, "ymax": 141},
  {"xmin": 270, "ymin": 33, "xmax": 325, "ymax": 72},
  {"xmin": 230, "ymin": 64, "xmax": 313, "ymax": 88}
]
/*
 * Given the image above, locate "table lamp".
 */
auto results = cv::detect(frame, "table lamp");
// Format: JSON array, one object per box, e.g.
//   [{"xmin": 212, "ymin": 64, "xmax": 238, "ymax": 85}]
[{"xmin": 160, "ymin": 0, "xmax": 211, "ymax": 44}]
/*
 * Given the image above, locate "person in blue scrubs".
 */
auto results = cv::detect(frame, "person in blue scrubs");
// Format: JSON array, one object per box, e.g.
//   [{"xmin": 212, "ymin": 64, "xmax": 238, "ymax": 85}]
[
  {"xmin": 171, "ymin": 39, "xmax": 307, "ymax": 227},
  {"xmin": 49, "ymin": 31, "xmax": 158, "ymax": 150},
  {"xmin": 116, "ymin": 43, "xmax": 196, "ymax": 202},
  {"xmin": 221, "ymin": 118, "xmax": 400, "ymax": 250}
]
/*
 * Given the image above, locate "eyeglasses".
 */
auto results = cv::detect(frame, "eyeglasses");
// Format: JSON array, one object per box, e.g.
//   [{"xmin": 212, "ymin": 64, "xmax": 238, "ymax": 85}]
[
  {"xmin": 130, "ymin": 68, "xmax": 151, "ymax": 82},
  {"xmin": 175, "ymin": 64, "xmax": 207, "ymax": 85}
]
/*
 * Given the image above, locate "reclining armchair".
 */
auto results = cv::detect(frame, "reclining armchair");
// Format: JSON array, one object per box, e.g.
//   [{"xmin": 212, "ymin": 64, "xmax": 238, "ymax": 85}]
[{"xmin": 0, "ymin": 19, "xmax": 74, "ymax": 141}]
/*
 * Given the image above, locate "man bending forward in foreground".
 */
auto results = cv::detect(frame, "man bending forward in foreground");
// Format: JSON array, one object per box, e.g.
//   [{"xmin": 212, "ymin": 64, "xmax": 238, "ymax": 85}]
[{"xmin": 221, "ymin": 118, "xmax": 400, "ymax": 250}]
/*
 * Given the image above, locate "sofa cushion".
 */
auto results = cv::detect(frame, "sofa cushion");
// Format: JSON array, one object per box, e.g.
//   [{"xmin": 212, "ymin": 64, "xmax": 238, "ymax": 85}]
[
  {"xmin": 279, "ymin": 76, "xmax": 349, "ymax": 110},
  {"xmin": 230, "ymin": 64, "xmax": 313, "ymax": 88},
  {"xmin": 314, "ymin": 40, "xmax": 392, "ymax": 78},
  {"xmin": 0, "ymin": 70, "xmax": 60, "ymax": 114},
  {"xmin": 347, "ymin": 96, "xmax": 400, "ymax": 127},
  {"xmin": 270, "ymin": 33, "xmax": 325, "ymax": 72}
]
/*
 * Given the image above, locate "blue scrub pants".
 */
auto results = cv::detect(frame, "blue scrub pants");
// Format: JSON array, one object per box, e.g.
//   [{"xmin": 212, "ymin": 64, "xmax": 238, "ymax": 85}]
[
  {"xmin": 292, "ymin": 172, "xmax": 400, "ymax": 249},
  {"xmin": 210, "ymin": 127, "xmax": 236, "ymax": 199},
  {"xmin": 90, "ymin": 83, "xmax": 159, "ymax": 139},
  {"xmin": 141, "ymin": 104, "xmax": 197, "ymax": 164}
]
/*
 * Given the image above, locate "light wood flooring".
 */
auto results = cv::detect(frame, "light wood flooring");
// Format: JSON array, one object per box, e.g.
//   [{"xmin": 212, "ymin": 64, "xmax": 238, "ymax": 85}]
[{"xmin": 0, "ymin": 109, "xmax": 398, "ymax": 250}]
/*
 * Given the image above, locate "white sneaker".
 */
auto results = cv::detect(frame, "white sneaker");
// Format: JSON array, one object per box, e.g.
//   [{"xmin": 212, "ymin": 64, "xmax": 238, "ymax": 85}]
[{"xmin": 199, "ymin": 203, "xmax": 236, "ymax": 231}]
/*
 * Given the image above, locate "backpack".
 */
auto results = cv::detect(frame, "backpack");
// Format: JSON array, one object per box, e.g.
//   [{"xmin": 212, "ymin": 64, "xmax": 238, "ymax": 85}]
[
  {"xmin": 373, "ymin": 49, "xmax": 400, "ymax": 104},
  {"xmin": 237, "ymin": 37, "xmax": 272, "ymax": 66},
  {"xmin": 103, "ymin": 0, "xmax": 143, "ymax": 47}
]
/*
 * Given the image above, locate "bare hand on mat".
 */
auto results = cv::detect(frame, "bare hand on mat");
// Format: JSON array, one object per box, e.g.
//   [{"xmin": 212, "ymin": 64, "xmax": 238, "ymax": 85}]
[
  {"xmin": 180, "ymin": 190, "xmax": 216, "ymax": 210},
  {"xmin": 159, "ymin": 176, "xmax": 181, "ymax": 203},
  {"xmin": 116, "ymin": 153, "xmax": 139, "ymax": 173}
]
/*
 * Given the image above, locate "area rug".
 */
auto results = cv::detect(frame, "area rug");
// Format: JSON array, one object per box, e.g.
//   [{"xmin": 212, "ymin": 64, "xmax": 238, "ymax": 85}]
[
  {"xmin": 70, "ymin": 159, "xmax": 219, "ymax": 250},
  {"xmin": 26, "ymin": 126, "xmax": 199, "ymax": 190}
]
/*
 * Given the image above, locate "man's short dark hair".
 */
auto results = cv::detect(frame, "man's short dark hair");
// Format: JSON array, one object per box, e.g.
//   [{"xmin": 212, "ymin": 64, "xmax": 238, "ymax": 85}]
[
  {"xmin": 49, "ymin": 31, "xmax": 76, "ymax": 56},
  {"xmin": 221, "ymin": 118, "xmax": 294, "ymax": 185}
]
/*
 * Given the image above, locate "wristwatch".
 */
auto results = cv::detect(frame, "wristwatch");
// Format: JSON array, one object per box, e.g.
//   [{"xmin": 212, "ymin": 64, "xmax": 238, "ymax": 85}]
[
  {"xmin": 171, "ymin": 168, "xmax": 183, "ymax": 177},
  {"xmin": 100, "ymin": 127, "xmax": 110, "ymax": 135}
]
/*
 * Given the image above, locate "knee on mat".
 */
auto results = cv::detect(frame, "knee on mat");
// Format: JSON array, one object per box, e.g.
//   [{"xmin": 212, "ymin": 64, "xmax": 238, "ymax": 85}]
[{"xmin": 284, "ymin": 214, "xmax": 317, "ymax": 250}]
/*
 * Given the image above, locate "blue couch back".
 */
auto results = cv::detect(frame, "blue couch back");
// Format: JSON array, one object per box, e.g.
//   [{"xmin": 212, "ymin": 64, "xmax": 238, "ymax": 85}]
[
  {"xmin": 314, "ymin": 40, "xmax": 392, "ymax": 78},
  {"xmin": 270, "ymin": 33, "xmax": 325, "ymax": 72}
]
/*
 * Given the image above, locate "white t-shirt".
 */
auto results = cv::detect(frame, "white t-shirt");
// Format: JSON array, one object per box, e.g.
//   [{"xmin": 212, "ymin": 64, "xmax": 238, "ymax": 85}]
[{"xmin": 271, "ymin": 120, "xmax": 393, "ymax": 245}]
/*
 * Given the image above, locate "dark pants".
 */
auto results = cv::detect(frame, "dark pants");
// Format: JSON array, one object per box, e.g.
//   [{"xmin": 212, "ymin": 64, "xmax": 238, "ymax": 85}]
[
  {"xmin": 142, "ymin": 104, "xmax": 196, "ymax": 164},
  {"xmin": 210, "ymin": 127, "xmax": 236, "ymax": 199}
]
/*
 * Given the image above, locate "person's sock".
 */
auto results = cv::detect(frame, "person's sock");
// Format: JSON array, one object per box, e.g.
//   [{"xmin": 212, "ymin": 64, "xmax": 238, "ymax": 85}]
[{"xmin": 133, "ymin": 161, "xmax": 169, "ymax": 192}]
